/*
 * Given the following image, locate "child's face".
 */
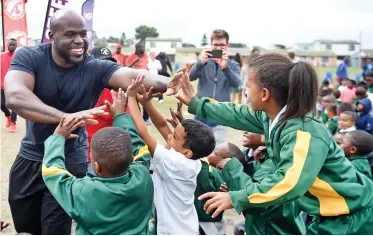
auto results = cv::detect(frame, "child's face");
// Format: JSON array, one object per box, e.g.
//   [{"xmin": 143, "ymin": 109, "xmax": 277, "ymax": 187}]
[
  {"xmin": 207, "ymin": 143, "xmax": 229, "ymax": 168},
  {"xmin": 326, "ymin": 109, "xmax": 335, "ymax": 118},
  {"xmin": 245, "ymin": 69, "xmax": 265, "ymax": 111},
  {"xmin": 340, "ymin": 134, "xmax": 357, "ymax": 157},
  {"xmin": 366, "ymin": 77, "xmax": 373, "ymax": 87},
  {"xmin": 357, "ymin": 103, "xmax": 364, "ymax": 112},
  {"xmin": 321, "ymin": 98, "xmax": 332, "ymax": 109},
  {"xmin": 167, "ymin": 124, "xmax": 193, "ymax": 158},
  {"xmin": 334, "ymin": 133, "xmax": 343, "ymax": 146},
  {"xmin": 347, "ymin": 81, "xmax": 354, "ymax": 89},
  {"xmin": 338, "ymin": 114, "xmax": 355, "ymax": 129},
  {"xmin": 342, "ymin": 79, "xmax": 349, "ymax": 86}
]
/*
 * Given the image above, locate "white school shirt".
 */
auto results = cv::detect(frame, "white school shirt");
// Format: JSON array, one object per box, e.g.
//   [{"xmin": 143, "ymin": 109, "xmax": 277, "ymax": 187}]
[{"xmin": 151, "ymin": 143, "xmax": 201, "ymax": 235}]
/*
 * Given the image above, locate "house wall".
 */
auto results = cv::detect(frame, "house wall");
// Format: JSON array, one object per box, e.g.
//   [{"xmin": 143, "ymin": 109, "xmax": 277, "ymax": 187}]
[
  {"xmin": 313, "ymin": 42, "xmax": 360, "ymax": 57},
  {"xmin": 145, "ymin": 41, "xmax": 182, "ymax": 54}
]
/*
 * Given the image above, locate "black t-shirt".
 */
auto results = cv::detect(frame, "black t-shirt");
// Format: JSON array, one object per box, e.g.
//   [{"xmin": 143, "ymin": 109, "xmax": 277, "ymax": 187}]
[{"xmin": 9, "ymin": 43, "xmax": 120, "ymax": 164}]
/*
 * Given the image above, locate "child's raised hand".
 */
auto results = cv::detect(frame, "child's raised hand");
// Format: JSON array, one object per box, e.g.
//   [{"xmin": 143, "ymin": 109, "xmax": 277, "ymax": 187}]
[
  {"xmin": 137, "ymin": 85, "xmax": 154, "ymax": 105},
  {"xmin": 1, "ymin": 220, "xmax": 10, "ymax": 231},
  {"xmin": 166, "ymin": 102, "xmax": 184, "ymax": 128},
  {"xmin": 105, "ymin": 88, "xmax": 127, "ymax": 117},
  {"xmin": 127, "ymin": 75, "xmax": 145, "ymax": 98},
  {"xmin": 176, "ymin": 71, "xmax": 194, "ymax": 105},
  {"xmin": 54, "ymin": 115, "xmax": 85, "ymax": 139}
]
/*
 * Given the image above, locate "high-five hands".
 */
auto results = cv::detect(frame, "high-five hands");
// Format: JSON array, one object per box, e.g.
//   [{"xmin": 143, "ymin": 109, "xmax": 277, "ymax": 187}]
[
  {"xmin": 105, "ymin": 88, "xmax": 127, "ymax": 118},
  {"xmin": 54, "ymin": 115, "xmax": 85, "ymax": 139},
  {"xmin": 175, "ymin": 69, "xmax": 194, "ymax": 105}
]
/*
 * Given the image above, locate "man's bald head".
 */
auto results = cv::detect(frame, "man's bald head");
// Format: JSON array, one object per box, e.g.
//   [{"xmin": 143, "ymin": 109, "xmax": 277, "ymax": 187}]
[{"xmin": 50, "ymin": 9, "xmax": 86, "ymax": 32}]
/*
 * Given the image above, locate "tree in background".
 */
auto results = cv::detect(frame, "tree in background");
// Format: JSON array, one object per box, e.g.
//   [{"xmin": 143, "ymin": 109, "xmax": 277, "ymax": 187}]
[
  {"xmin": 120, "ymin": 32, "xmax": 126, "ymax": 46},
  {"xmin": 107, "ymin": 36, "xmax": 120, "ymax": 43},
  {"xmin": 182, "ymin": 43, "xmax": 196, "ymax": 48},
  {"xmin": 135, "ymin": 25, "xmax": 159, "ymax": 41},
  {"xmin": 201, "ymin": 33, "xmax": 208, "ymax": 46}
]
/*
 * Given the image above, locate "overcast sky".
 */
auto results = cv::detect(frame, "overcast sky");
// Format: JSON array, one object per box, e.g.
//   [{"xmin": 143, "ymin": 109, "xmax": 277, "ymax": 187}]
[{"xmin": 25, "ymin": 0, "xmax": 373, "ymax": 48}]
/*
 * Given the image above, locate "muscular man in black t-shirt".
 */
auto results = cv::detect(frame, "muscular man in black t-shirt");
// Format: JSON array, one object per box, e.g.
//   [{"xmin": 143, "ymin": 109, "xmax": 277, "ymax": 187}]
[{"xmin": 4, "ymin": 10, "xmax": 181, "ymax": 235}]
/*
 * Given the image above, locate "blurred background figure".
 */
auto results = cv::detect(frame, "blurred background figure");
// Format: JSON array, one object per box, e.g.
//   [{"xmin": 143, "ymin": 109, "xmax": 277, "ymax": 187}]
[
  {"xmin": 156, "ymin": 51, "xmax": 173, "ymax": 104},
  {"xmin": 231, "ymin": 53, "xmax": 243, "ymax": 104},
  {"xmin": 112, "ymin": 44, "xmax": 127, "ymax": 66}
]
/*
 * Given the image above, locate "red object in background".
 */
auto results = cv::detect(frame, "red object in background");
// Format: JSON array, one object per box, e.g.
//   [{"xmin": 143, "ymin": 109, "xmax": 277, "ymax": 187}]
[
  {"xmin": 2, "ymin": 0, "xmax": 28, "ymax": 49},
  {"xmin": 86, "ymin": 89, "xmax": 130, "ymax": 163},
  {"xmin": 1, "ymin": 51, "xmax": 14, "ymax": 89}
]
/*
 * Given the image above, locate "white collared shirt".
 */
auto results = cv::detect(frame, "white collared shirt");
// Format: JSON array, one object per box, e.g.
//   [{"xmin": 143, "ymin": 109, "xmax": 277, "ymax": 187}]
[
  {"xmin": 339, "ymin": 126, "xmax": 356, "ymax": 133},
  {"xmin": 151, "ymin": 143, "xmax": 201, "ymax": 235},
  {"xmin": 269, "ymin": 105, "xmax": 287, "ymax": 137}
]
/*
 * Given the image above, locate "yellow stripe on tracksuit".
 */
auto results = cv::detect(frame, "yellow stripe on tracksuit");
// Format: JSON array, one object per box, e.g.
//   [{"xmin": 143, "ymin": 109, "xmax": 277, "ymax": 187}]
[
  {"xmin": 133, "ymin": 145, "xmax": 149, "ymax": 161},
  {"xmin": 42, "ymin": 164, "xmax": 73, "ymax": 177}
]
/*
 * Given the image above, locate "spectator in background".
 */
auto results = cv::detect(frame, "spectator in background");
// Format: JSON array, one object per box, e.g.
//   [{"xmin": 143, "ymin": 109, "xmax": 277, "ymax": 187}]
[
  {"xmin": 148, "ymin": 50, "xmax": 162, "ymax": 75},
  {"xmin": 1, "ymin": 38, "xmax": 18, "ymax": 133},
  {"xmin": 365, "ymin": 71, "xmax": 373, "ymax": 93},
  {"xmin": 336, "ymin": 57, "xmax": 349, "ymax": 84},
  {"xmin": 362, "ymin": 59, "xmax": 373, "ymax": 79},
  {"xmin": 356, "ymin": 98, "xmax": 373, "ymax": 134},
  {"xmin": 287, "ymin": 49, "xmax": 300, "ymax": 63},
  {"xmin": 126, "ymin": 42, "xmax": 150, "ymax": 124},
  {"xmin": 189, "ymin": 29, "xmax": 240, "ymax": 145},
  {"xmin": 156, "ymin": 52, "xmax": 173, "ymax": 104},
  {"xmin": 356, "ymin": 87, "xmax": 373, "ymax": 116},
  {"xmin": 231, "ymin": 53, "xmax": 242, "ymax": 104},
  {"xmin": 112, "ymin": 44, "xmax": 126, "ymax": 66},
  {"xmin": 340, "ymin": 79, "xmax": 356, "ymax": 103}
]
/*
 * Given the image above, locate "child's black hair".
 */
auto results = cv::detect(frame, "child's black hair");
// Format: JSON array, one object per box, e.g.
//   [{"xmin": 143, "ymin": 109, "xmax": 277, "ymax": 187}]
[
  {"xmin": 341, "ymin": 111, "xmax": 357, "ymax": 122},
  {"xmin": 322, "ymin": 80, "xmax": 330, "ymax": 87},
  {"xmin": 319, "ymin": 88, "xmax": 333, "ymax": 97},
  {"xmin": 227, "ymin": 142, "xmax": 246, "ymax": 165},
  {"xmin": 356, "ymin": 86, "xmax": 367, "ymax": 97},
  {"xmin": 358, "ymin": 81, "xmax": 368, "ymax": 90},
  {"xmin": 91, "ymin": 127, "xmax": 133, "ymax": 176},
  {"xmin": 249, "ymin": 53, "xmax": 318, "ymax": 123},
  {"xmin": 326, "ymin": 104, "xmax": 337, "ymax": 116},
  {"xmin": 338, "ymin": 102, "xmax": 355, "ymax": 114},
  {"xmin": 333, "ymin": 89, "xmax": 341, "ymax": 99},
  {"xmin": 366, "ymin": 71, "xmax": 373, "ymax": 78},
  {"xmin": 349, "ymin": 79, "xmax": 357, "ymax": 86},
  {"xmin": 181, "ymin": 119, "xmax": 215, "ymax": 160},
  {"xmin": 346, "ymin": 130, "xmax": 373, "ymax": 155}
]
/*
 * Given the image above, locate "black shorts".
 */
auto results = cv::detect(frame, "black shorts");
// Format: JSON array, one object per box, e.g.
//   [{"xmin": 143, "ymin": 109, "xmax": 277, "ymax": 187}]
[{"xmin": 8, "ymin": 155, "xmax": 87, "ymax": 235}]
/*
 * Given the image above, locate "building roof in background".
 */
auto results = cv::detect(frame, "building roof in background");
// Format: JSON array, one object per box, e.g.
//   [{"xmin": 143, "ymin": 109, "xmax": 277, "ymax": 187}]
[
  {"xmin": 362, "ymin": 49, "xmax": 373, "ymax": 58},
  {"xmin": 296, "ymin": 50, "xmax": 336, "ymax": 57},
  {"xmin": 313, "ymin": 39, "xmax": 360, "ymax": 45},
  {"xmin": 145, "ymin": 37, "xmax": 182, "ymax": 42}
]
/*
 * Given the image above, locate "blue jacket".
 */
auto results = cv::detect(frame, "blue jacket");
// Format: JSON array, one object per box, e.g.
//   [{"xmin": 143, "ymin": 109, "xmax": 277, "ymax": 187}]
[
  {"xmin": 336, "ymin": 61, "xmax": 348, "ymax": 79},
  {"xmin": 356, "ymin": 98, "xmax": 373, "ymax": 133},
  {"xmin": 190, "ymin": 58, "xmax": 240, "ymax": 127}
]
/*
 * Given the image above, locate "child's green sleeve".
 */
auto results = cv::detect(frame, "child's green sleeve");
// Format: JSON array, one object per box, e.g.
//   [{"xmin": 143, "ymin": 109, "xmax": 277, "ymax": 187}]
[
  {"xmin": 228, "ymin": 130, "xmax": 329, "ymax": 212},
  {"xmin": 42, "ymin": 135, "xmax": 85, "ymax": 221},
  {"xmin": 188, "ymin": 97, "xmax": 264, "ymax": 133},
  {"xmin": 113, "ymin": 114, "xmax": 151, "ymax": 169}
]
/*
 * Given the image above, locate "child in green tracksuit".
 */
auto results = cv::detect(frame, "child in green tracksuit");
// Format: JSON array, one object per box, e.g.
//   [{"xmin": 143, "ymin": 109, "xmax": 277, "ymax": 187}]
[
  {"xmin": 340, "ymin": 130, "xmax": 373, "ymax": 180},
  {"xmin": 42, "ymin": 90, "xmax": 153, "ymax": 235},
  {"xmin": 319, "ymin": 94, "xmax": 336, "ymax": 124},
  {"xmin": 177, "ymin": 53, "xmax": 373, "ymax": 234},
  {"xmin": 208, "ymin": 142, "xmax": 306, "ymax": 235},
  {"xmin": 325, "ymin": 104, "xmax": 338, "ymax": 135},
  {"xmin": 195, "ymin": 159, "xmax": 226, "ymax": 234}
]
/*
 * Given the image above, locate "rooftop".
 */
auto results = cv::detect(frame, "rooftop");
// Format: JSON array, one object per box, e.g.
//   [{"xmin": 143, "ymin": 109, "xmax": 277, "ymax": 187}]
[
  {"xmin": 145, "ymin": 37, "xmax": 182, "ymax": 42},
  {"xmin": 313, "ymin": 39, "xmax": 360, "ymax": 45}
]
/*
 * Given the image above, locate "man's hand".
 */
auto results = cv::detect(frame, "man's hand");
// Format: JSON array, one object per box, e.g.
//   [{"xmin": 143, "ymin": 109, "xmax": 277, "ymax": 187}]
[
  {"xmin": 1, "ymin": 220, "xmax": 10, "ymax": 231},
  {"xmin": 105, "ymin": 88, "xmax": 127, "ymax": 117},
  {"xmin": 54, "ymin": 116, "xmax": 85, "ymax": 139},
  {"xmin": 214, "ymin": 50, "xmax": 228, "ymax": 69},
  {"xmin": 176, "ymin": 71, "xmax": 195, "ymax": 105},
  {"xmin": 199, "ymin": 48, "xmax": 212, "ymax": 65},
  {"xmin": 137, "ymin": 85, "xmax": 155, "ymax": 106},
  {"xmin": 127, "ymin": 75, "xmax": 145, "ymax": 98},
  {"xmin": 66, "ymin": 105, "xmax": 108, "ymax": 125},
  {"xmin": 198, "ymin": 192, "xmax": 233, "ymax": 218}
]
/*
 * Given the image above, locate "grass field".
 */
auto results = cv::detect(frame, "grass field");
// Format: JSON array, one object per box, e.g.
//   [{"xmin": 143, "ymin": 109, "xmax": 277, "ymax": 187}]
[{"xmin": 0, "ymin": 66, "xmax": 362, "ymax": 234}]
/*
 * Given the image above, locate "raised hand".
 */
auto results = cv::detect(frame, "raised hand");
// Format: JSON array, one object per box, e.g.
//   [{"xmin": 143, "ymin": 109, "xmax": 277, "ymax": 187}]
[
  {"xmin": 54, "ymin": 115, "xmax": 85, "ymax": 139},
  {"xmin": 1, "ymin": 220, "xmax": 10, "ymax": 231},
  {"xmin": 166, "ymin": 101, "xmax": 184, "ymax": 128},
  {"xmin": 105, "ymin": 88, "xmax": 127, "ymax": 117},
  {"xmin": 176, "ymin": 70, "xmax": 195, "ymax": 105},
  {"xmin": 165, "ymin": 70, "xmax": 183, "ymax": 96},
  {"xmin": 66, "ymin": 105, "xmax": 108, "ymax": 126},
  {"xmin": 198, "ymin": 192, "xmax": 233, "ymax": 218},
  {"xmin": 127, "ymin": 75, "xmax": 145, "ymax": 98},
  {"xmin": 137, "ymin": 85, "xmax": 154, "ymax": 105}
]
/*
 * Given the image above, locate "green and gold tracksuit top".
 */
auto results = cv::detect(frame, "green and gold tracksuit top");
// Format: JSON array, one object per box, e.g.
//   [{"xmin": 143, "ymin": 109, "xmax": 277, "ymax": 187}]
[
  {"xmin": 319, "ymin": 109, "xmax": 329, "ymax": 124},
  {"xmin": 223, "ymin": 157, "xmax": 306, "ymax": 235},
  {"xmin": 195, "ymin": 159, "xmax": 225, "ymax": 222},
  {"xmin": 42, "ymin": 114, "xmax": 154, "ymax": 235},
  {"xmin": 325, "ymin": 116, "xmax": 338, "ymax": 135},
  {"xmin": 188, "ymin": 97, "xmax": 373, "ymax": 217},
  {"xmin": 349, "ymin": 156, "xmax": 373, "ymax": 180}
]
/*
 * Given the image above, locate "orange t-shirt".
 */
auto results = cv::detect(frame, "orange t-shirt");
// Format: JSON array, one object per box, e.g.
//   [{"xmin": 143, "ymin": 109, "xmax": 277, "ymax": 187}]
[
  {"xmin": 1, "ymin": 51, "xmax": 14, "ymax": 89},
  {"xmin": 112, "ymin": 52, "xmax": 127, "ymax": 66},
  {"xmin": 126, "ymin": 53, "xmax": 148, "ymax": 69}
]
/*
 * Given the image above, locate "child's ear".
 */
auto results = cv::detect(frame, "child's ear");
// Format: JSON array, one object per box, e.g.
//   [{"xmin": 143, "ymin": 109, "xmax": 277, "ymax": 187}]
[
  {"xmin": 94, "ymin": 161, "xmax": 101, "ymax": 174},
  {"xmin": 350, "ymin": 146, "xmax": 358, "ymax": 155},
  {"xmin": 261, "ymin": 88, "xmax": 270, "ymax": 102},
  {"xmin": 183, "ymin": 149, "xmax": 193, "ymax": 159}
]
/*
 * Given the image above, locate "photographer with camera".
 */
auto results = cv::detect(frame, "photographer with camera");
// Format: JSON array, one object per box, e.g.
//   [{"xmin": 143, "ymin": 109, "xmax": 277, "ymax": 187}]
[{"xmin": 189, "ymin": 29, "xmax": 240, "ymax": 145}]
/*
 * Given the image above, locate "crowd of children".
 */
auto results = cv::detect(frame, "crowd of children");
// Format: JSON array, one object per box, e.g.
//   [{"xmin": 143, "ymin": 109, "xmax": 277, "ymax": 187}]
[{"xmin": 3, "ymin": 53, "xmax": 373, "ymax": 235}]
